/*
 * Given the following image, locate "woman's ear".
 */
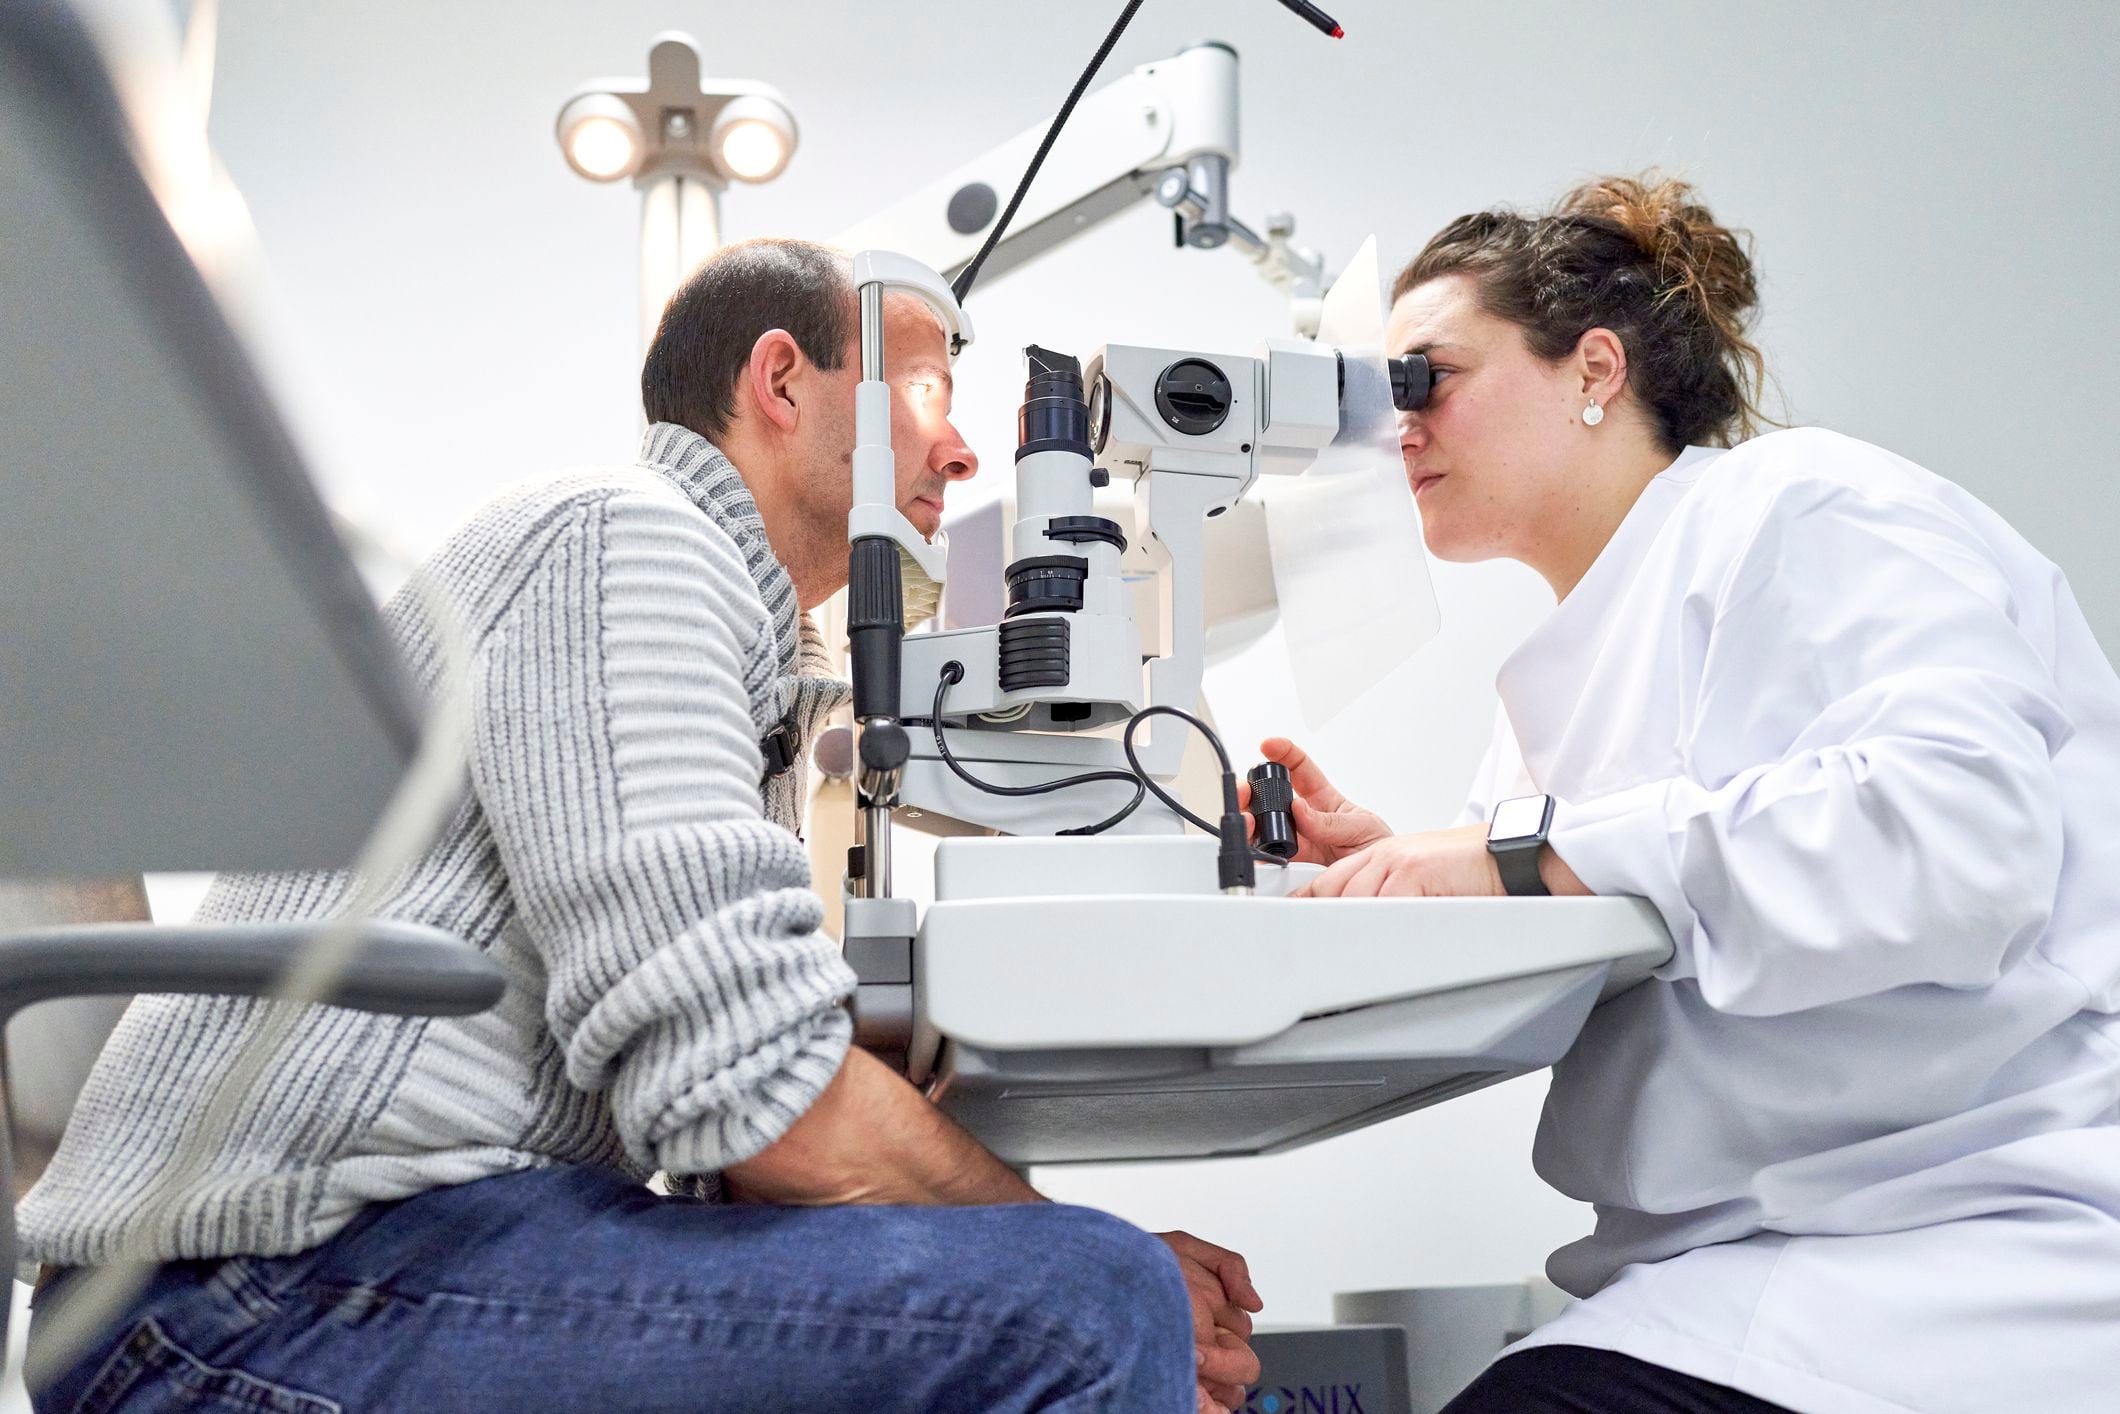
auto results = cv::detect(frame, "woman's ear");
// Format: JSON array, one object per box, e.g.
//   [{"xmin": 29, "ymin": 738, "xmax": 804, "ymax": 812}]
[
  {"xmin": 743, "ymin": 329, "xmax": 805, "ymax": 434},
  {"xmin": 1576, "ymin": 326, "xmax": 1629, "ymax": 406}
]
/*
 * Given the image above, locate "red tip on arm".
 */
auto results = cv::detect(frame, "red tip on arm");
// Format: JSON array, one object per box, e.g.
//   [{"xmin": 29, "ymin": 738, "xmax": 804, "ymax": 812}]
[{"xmin": 1331, "ymin": 24, "xmax": 1344, "ymax": 37}]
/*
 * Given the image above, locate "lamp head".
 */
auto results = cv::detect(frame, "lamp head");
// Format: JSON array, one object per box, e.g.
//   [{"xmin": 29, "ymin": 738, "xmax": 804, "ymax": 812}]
[
  {"xmin": 555, "ymin": 92, "xmax": 644, "ymax": 182},
  {"xmin": 709, "ymin": 94, "xmax": 798, "ymax": 183}
]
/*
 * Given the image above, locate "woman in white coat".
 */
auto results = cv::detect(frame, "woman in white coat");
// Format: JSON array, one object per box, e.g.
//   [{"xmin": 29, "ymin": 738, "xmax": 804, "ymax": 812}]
[{"xmin": 1264, "ymin": 175, "xmax": 2120, "ymax": 1413}]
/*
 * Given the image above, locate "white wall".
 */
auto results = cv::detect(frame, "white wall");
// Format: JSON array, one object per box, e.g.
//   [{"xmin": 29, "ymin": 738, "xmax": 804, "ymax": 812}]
[{"xmin": 187, "ymin": 0, "xmax": 2120, "ymax": 1323}]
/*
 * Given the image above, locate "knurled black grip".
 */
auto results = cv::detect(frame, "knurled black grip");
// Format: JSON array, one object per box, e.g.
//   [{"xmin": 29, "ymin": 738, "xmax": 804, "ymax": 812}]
[
  {"xmin": 1246, "ymin": 765, "xmax": 1293, "ymax": 812},
  {"xmin": 1247, "ymin": 761, "xmax": 1299, "ymax": 860},
  {"xmin": 848, "ymin": 537, "xmax": 903, "ymax": 721}
]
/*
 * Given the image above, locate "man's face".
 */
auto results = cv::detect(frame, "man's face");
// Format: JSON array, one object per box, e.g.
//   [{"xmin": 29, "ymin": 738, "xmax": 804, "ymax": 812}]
[{"xmin": 808, "ymin": 293, "xmax": 977, "ymax": 539}]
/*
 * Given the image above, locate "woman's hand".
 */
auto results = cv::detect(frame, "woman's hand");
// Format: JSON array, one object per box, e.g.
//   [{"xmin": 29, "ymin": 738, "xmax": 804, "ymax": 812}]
[
  {"xmin": 1236, "ymin": 738, "xmax": 1392, "ymax": 867},
  {"xmin": 1293, "ymin": 824, "xmax": 1503, "ymax": 898},
  {"xmin": 1294, "ymin": 823, "xmax": 1589, "ymax": 898}
]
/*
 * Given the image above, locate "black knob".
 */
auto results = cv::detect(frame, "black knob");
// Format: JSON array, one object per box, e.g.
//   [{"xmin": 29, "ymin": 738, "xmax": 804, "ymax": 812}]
[
  {"xmin": 859, "ymin": 721, "xmax": 910, "ymax": 773},
  {"xmin": 1154, "ymin": 358, "xmax": 1233, "ymax": 435},
  {"xmin": 1247, "ymin": 762, "xmax": 1298, "ymax": 860}
]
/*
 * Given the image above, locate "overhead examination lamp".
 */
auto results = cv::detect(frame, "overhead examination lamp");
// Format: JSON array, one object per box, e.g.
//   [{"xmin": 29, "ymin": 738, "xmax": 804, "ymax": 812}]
[{"xmin": 553, "ymin": 33, "xmax": 800, "ymax": 350}]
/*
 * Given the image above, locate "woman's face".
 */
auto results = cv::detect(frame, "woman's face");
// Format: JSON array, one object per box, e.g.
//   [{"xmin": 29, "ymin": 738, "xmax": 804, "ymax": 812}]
[{"xmin": 1386, "ymin": 274, "xmax": 1588, "ymax": 564}]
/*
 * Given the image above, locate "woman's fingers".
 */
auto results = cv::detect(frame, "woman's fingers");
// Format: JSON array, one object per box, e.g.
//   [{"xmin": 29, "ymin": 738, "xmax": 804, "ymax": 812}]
[
  {"xmin": 1291, "ymin": 796, "xmax": 1371, "ymax": 847},
  {"xmin": 1297, "ymin": 849, "xmax": 1358, "ymax": 897},
  {"xmin": 1260, "ymin": 738, "xmax": 1348, "ymax": 813}
]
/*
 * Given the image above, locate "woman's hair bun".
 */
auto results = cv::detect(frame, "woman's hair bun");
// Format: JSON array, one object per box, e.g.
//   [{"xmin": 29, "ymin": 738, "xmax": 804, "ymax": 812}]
[
  {"xmin": 1395, "ymin": 170, "xmax": 1775, "ymax": 448},
  {"xmin": 1557, "ymin": 173, "xmax": 1760, "ymax": 349}
]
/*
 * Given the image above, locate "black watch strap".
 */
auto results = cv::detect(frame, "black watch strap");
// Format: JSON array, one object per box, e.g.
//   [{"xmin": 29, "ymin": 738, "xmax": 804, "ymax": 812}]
[
  {"xmin": 1492, "ymin": 841, "xmax": 1548, "ymax": 897},
  {"xmin": 1488, "ymin": 794, "xmax": 1555, "ymax": 898}
]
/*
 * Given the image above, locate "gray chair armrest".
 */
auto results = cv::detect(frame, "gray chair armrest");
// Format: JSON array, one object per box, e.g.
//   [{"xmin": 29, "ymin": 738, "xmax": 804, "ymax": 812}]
[
  {"xmin": 0, "ymin": 920, "xmax": 506, "ymax": 1026},
  {"xmin": 0, "ymin": 920, "xmax": 504, "ymax": 1357}
]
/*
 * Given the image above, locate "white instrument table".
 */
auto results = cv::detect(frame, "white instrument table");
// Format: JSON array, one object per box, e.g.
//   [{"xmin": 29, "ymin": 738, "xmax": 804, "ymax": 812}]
[{"xmin": 894, "ymin": 838, "xmax": 1671, "ymax": 1166}]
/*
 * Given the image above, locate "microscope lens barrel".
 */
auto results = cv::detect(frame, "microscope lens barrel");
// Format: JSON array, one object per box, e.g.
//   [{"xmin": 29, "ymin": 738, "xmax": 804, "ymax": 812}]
[
  {"xmin": 1247, "ymin": 761, "xmax": 1299, "ymax": 859},
  {"xmin": 1017, "ymin": 345, "xmax": 1092, "ymax": 462}
]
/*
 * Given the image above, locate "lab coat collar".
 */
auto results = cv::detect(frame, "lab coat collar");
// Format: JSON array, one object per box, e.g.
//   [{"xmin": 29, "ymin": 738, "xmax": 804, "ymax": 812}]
[
  {"xmin": 638, "ymin": 421, "xmax": 801, "ymax": 674},
  {"xmin": 1496, "ymin": 445, "xmax": 1723, "ymax": 773}
]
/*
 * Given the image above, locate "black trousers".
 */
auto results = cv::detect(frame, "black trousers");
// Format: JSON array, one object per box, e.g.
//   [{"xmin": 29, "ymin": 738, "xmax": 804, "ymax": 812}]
[{"xmin": 1441, "ymin": 1345, "xmax": 1797, "ymax": 1414}]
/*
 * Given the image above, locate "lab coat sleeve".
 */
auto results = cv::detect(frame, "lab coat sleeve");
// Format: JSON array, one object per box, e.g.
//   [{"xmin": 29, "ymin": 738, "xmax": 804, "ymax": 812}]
[
  {"xmin": 468, "ymin": 489, "xmax": 855, "ymax": 1174},
  {"xmin": 1548, "ymin": 480, "xmax": 2072, "ymax": 1017},
  {"xmin": 1456, "ymin": 704, "xmax": 1525, "ymax": 828}
]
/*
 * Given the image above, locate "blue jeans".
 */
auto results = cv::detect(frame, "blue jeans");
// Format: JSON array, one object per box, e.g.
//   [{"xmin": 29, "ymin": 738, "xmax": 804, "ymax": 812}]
[{"xmin": 31, "ymin": 1165, "xmax": 1195, "ymax": 1413}]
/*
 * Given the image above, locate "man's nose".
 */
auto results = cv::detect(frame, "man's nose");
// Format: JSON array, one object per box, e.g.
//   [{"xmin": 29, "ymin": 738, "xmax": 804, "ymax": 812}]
[
  {"xmin": 1398, "ymin": 413, "xmax": 1427, "ymax": 452},
  {"xmin": 934, "ymin": 421, "xmax": 978, "ymax": 481}
]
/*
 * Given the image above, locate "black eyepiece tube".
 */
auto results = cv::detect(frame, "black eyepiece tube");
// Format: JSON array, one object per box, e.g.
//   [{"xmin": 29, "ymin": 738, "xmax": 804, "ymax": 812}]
[
  {"xmin": 1018, "ymin": 344, "xmax": 1092, "ymax": 461},
  {"xmin": 1389, "ymin": 353, "xmax": 1434, "ymax": 413},
  {"xmin": 1247, "ymin": 762, "xmax": 1299, "ymax": 860}
]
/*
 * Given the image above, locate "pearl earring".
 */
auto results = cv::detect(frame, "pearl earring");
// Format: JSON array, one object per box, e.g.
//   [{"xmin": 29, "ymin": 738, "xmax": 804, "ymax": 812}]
[{"xmin": 1581, "ymin": 400, "xmax": 1605, "ymax": 427}]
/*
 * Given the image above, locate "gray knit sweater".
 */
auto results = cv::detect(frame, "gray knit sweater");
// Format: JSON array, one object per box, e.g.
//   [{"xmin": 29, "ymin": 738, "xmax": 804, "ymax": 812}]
[{"xmin": 21, "ymin": 425, "xmax": 857, "ymax": 1265}]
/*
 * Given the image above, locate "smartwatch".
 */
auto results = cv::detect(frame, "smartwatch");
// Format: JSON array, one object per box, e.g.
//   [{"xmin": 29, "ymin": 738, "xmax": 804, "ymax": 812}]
[{"xmin": 1487, "ymin": 794, "xmax": 1555, "ymax": 897}]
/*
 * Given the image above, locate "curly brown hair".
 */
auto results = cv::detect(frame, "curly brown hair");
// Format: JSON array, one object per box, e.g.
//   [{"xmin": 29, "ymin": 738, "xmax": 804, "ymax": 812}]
[{"xmin": 1394, "ymin": 173, "xmax": 1771, "ymax": 450}]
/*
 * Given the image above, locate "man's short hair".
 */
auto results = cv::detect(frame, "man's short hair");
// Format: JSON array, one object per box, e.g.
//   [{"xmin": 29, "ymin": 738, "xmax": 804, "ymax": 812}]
[{"xmin": 641, "ymin": 238, "xmax": 855, "ymax": 441}]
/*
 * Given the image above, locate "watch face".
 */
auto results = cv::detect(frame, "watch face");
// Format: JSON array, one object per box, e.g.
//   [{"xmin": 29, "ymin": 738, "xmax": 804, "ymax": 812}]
[{"xmin": 1490, "ymin": 795, "xmax": 1550, "ymax": 844}]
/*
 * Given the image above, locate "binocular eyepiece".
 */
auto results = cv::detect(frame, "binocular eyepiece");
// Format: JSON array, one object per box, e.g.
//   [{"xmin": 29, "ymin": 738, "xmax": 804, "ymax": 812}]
[{"xmin": 1388, "ymin": 352, "xmax": 1433, "ymax": 413}]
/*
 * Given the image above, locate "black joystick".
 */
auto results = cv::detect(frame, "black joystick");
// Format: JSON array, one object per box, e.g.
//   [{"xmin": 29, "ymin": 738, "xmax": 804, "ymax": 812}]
[{"xmin": 1247, "ymin": 762, "xmax": 1299, "ymax": 860}]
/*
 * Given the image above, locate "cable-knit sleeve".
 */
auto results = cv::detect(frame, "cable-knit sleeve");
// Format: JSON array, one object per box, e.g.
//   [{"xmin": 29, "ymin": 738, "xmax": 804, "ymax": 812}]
[{"xmin": 468, "ymin": 488, "xmax": 856, "ymax": 1173}]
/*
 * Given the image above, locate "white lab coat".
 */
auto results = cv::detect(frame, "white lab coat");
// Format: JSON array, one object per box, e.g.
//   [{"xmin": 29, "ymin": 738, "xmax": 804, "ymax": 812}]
[{"xmin": 1458, "ymin": 429, "xmax": 2120, "ymax": 1413}]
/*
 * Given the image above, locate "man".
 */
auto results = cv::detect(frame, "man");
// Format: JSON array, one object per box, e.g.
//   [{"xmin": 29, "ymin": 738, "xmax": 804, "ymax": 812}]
[{"xmin": 24, "ymin": 239, "xmax": 1263, "ymax": 1413}]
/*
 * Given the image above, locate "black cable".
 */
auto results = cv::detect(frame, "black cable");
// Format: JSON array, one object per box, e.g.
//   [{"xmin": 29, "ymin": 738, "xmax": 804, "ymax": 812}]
[
  {"xmin": 949, "ymin": 0, "xmax": 1148, "ymax": 306},
  {"xmin": 1122, "ymin": 706, "xmax": 1288, "ymax": 871},
  {"xmin": 1121, "ymin": 705, "xmax": 1225, "ymax": 831},
  {"xmin": 925, "ymin": 665, "xmax": 1284, "ymax": 866},
  {"xmin": 930, "ymin": 664, "xmax": 1146, "ymax": 835}
]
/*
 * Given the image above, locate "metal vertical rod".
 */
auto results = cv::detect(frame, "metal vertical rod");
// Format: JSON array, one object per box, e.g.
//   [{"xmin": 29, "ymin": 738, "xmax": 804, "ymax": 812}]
[
  {"xmin": 860, "ymin": 283, "xmax": 885, "ymax": 378},
  {"xmin": 864, "ymin": 804, "xmax": 893, "ymax": 897}
]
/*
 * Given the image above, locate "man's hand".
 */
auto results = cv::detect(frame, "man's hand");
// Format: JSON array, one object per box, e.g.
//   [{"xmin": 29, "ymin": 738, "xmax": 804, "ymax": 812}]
[
  {"xmin": 1158, "ymin": 1231, "xmax": 1264, "ymax": 1414},
  {"xmin": 722, "ymin": 1046, "xmax": 1041, "ymax": 1207},
  {"xmin": 1236, "ymin": 738, "xmax": 1392, "ymax": 867}
]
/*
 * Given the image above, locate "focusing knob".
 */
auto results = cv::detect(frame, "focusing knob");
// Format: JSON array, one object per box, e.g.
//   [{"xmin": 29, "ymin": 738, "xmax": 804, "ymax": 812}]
[
  {"xmin": 1153, "ymin": 358, "xmax": 1233, "ymax": 435},
  {"xmin": 1247, "ymin": 761, "xmax": 1299, "ymax": 860}
]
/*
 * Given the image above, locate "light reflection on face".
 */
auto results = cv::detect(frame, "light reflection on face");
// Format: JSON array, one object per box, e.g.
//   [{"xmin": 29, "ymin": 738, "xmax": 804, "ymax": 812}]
[{"xmin": 811, "ymin": 295, "xmax": 977, "ymax": 540}]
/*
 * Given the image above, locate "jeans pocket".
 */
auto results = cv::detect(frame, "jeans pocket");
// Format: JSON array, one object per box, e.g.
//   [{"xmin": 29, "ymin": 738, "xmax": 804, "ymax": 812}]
[{"xmin": 68, "ymin": 1317, "xmax": 342, "ymax": 1414}]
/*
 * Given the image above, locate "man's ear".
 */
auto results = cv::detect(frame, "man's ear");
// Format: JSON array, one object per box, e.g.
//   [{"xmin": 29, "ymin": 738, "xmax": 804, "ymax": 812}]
[
  {"xmin": 743, "ymin": 329, "xmax": 806, "ymax": 434},
  {"xmin": 1576, "ymin": 326, "xmax": 1629, "ymax": 407}
]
